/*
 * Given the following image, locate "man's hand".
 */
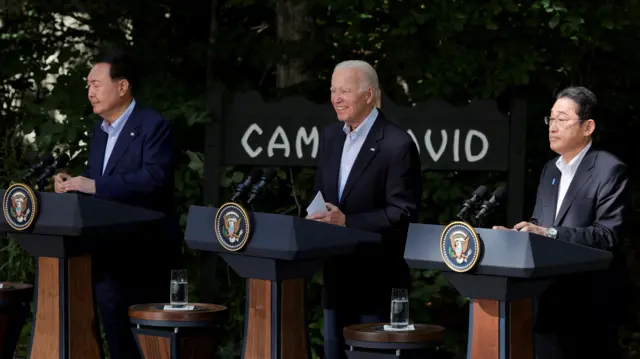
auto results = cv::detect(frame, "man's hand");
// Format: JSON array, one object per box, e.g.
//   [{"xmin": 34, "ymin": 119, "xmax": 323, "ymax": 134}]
[
  {"xmin": 53, "ymin": 172, "xmax": 72, "ymax": 193},
  {"xmin": 513, "ymin": 221, "xmax": 547, "ymax": 236},
  {"xmin": 306, "ymin": 202, "xmax": 346, "ymax": 226},
  {"xmin": 59, "ymin": 176, "xmax": 96, "ymax": 194},
  {"xmin": 492, "ymin": 225, "xmax": 513, "ymax": 231}
]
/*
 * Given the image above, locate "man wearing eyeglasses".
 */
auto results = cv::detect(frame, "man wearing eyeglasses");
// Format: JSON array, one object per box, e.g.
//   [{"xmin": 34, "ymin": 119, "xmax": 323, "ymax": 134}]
[{"xmin": 493, "ymin": 86, "xmax": 630, "ymax": 359}]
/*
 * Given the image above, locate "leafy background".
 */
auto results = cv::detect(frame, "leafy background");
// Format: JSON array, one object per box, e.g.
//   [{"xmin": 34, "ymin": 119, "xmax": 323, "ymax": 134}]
[{"xmin": 1, "ymin": 0, "xmax": 639, "ymax": 357}]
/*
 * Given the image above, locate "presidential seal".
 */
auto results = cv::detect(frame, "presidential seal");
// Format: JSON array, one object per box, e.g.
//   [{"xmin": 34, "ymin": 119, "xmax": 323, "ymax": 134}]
[
  {"xmin": 2, "ymin": 183, "xmax": 38, "ymax": 231},
  {"xmin": 214, "ymin": 202, "xmax": 251, "ymax": 251},
  {"xmin": 440, "ymin": 221, "xmax": 481, "ymax": 273}
]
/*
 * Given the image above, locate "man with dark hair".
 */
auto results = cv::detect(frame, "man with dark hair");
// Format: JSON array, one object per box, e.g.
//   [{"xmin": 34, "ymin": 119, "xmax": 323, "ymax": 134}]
[
  {"xmin": 494, "ymin": 86, "xmax": 630, "ymax": 359},
  {"xmin": 54, "ymin": 49, "xmax": 180, "ymax": 359}
]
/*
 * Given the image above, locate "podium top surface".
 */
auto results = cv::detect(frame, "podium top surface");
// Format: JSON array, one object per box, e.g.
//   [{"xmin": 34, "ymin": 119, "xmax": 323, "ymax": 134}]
[
  {"xmin": 0, "ymin": 190, "xmax": 165, "ymax": 236},
  {"xmin": 184, "ymin": 205, "xmax": 380, "ymax": 260},
  {"xmin": 404, "ymin": 223, "xmax": 613, "ymax": 278}
]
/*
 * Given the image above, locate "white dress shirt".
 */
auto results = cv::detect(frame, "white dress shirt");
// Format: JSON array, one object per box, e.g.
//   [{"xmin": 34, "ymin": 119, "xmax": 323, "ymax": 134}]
[
  {"xmin": 100, "ymin": 99, "xmax": 136, "ymax": 174},
  {"xmin": 555, "ymin": 141, "xmax": 592, "ymax": 217},
  {"xmin": 337, "ymin": 107, "xmax": 378, "ymax": 201}
]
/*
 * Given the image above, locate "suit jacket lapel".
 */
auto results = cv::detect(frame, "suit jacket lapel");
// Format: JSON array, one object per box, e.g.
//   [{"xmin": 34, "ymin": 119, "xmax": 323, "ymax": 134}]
[
  {"xmin": 339, "ymin": 117, "xmax": 384, "ymax": 205},
  {"xmin": 91, "ymin": 127, "xmax": 108, "ymax": 178},
  {"xmin": 323, "ymin": 130, "xmax": 344, "ymax": 205},
  {"xmin": 103, "ymin": 108, "xmax": 142, "ymax": 175},
  {"xmin": 553, "ymin": 151, "xmax": 596, "ymax": 226}
]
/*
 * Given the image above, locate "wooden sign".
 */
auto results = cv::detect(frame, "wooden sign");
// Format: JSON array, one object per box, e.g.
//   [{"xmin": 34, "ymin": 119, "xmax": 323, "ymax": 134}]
[{"xmin": 221, "ymin": 92, "xmax": 510, "ymax": 171}]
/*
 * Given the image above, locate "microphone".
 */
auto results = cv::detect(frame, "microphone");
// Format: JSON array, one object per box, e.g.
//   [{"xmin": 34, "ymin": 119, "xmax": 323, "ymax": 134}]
[
  {"xmin": 456, "ymin": 185, "xmax": 489, "ymax": 220},
  {"xmin": 35, "ymin": 153, "xmax": 70, "ymax": 186},
  {"xmin": 246, "ymin": 168, "xmax": 277, "ymax": 204},
  {"xmin": 22, "ymin": 154, "xmax": 55, "ymax": 180},
  {"xmin": 231, "ymin": 168, "xmax": 263, "ymax": 202},
  {"xmin": 475, "ymin": 185, "xmax": 507, "ymax": 220}
]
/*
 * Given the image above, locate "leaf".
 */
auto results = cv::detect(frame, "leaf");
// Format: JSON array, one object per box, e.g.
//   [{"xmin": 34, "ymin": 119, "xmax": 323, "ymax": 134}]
[
  {"xmin": 504, "ymin": 1, "xmax": 519, "ymax": 13},
  {"xmin": 231, "ymin": 171, "xmax": 244, "ymax": 183},
  {"xmin": 549, "ymin": 14, "xmax": 560, "ymax": 29},
  {"xmin": 185, "ymin": 150, "xmax": 204, "ymax": 175},
  {"xmin": 486, "ymin": 21, "xmax": 498, "ymax": 30},
  {"xmin": 187, "ymin": 111, "xmax": 210, "ymax": 126}
]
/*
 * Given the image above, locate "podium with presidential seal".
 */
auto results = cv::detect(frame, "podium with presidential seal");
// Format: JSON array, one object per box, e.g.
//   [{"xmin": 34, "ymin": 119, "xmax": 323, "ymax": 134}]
[
  {"xmin": 404, "ymin": 221, "xmax": 613, "ymax": 359},
  {"xmin": 185, "ymin": 201, "xmax": 380, "ymax": 359},
  {"xmin": 1, "ymin": 185, "xmax": 166, "ymax": 359}
]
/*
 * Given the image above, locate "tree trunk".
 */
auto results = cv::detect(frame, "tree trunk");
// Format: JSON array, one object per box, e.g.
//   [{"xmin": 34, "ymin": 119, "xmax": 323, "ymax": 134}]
[{"xmin": 275, "ymin": 0, "xmax": 309, "ymax": 88}]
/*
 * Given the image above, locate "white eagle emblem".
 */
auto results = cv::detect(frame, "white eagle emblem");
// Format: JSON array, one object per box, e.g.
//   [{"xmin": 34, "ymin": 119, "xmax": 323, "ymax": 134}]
[
  {"xmin": 223, "ymin": 211, "xmax": 242, "ymax": 243},
  {"xmin": 449, "ymin": 230, "xmax": 472, "ymax": 264},
  {"xmin": 10, "ymin": 191, "xmax": 29, "ymax": 223}
]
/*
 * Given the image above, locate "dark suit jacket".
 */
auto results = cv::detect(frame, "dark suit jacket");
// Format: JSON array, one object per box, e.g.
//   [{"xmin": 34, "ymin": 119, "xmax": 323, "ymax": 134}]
[
  {"xmin": 529, "ymin": 147, "xmax": 631, "ymax": 333},
  {"xmin": 83, "ymin": 104, "xmax": 180, "ymax": 278},
  {"xmin": 313, "ymin": 111, "xmax": 422, "ymax": 312}
]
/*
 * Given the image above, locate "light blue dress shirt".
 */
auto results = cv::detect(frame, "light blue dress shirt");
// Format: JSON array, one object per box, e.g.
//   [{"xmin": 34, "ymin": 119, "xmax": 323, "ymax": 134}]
[
  {"xmin": 100, "ymin": 99, "xmax": 136, "ymax": 174},
  {"xmin": 338, "ymin": 107, "xmax": 378, "ymax": 201}
]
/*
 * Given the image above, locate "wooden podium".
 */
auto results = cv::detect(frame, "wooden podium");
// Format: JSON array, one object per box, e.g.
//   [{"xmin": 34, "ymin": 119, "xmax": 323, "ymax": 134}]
[
  {"xmin": 0, "ymin": 190, "xmax": 166, "ymax": 359},
  {"xmin": 404, "ymin": 223, "xmax": 612, "ymax": 359},
  {"xmin": 185, "ymin": 205, "xmax": 380, "ymax": 359}
]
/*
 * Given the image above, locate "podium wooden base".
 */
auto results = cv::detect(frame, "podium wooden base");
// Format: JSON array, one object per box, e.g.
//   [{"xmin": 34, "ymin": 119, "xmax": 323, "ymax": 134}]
[
  {"xmin": 243, "ymin": 278, "xmax": 309, "ymax": 359},
  {"xmin": 468, "ymin": 299, "xmax": 533, "ymax": 359},
  {"xmin": 27, "ymin": 256, "xmax": 102, "ymax": 359}
]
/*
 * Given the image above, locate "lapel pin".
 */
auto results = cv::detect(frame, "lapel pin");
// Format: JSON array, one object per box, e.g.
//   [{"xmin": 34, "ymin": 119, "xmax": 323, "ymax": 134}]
[
  {"xmin": 370, "ymin": 148, "xmax": 375, "ymax": 151},
  {"xmin": 552, "ymin": 178, "xmax": 556, "ymax": 185},
  {"xmin": 130, "ymin": 132, "xmax": 135, "ymax": 137}
]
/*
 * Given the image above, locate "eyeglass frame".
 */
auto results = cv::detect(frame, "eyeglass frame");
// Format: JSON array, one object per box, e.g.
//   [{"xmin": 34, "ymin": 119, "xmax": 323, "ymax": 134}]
[{"xmin": 543, "ymin": 116, "xmax": 585, "ymax": 128}]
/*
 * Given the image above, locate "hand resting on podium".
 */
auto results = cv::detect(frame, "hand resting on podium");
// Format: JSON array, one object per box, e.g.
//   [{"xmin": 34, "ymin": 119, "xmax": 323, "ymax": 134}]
[
  {"xmin": 54, "ymin": 172, "xmax": 96, "ymax": 194},
  {"xmin": 492, "ymin": 222, "xmax": 548, "ymax": 236}
]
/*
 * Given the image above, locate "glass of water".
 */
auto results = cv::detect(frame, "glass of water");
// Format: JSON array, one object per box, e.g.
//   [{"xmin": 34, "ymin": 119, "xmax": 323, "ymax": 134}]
[
  {"xmin": 170, "ymin": 269, "xmax": 188, "ymax": 307},
  {"xmin": 390, "ymin": 288, "xmax": 409, "ymax": 329}
]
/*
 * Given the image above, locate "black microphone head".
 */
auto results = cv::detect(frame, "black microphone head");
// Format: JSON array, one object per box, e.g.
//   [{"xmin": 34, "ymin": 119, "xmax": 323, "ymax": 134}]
[
  {"xmin": 53, "ymin": 153, "xmax": 70, "ymax": 168},
  {"xmin": 39, "ymin": 154, "xmax": 55, "ymax": 167},
  {"xmin": 248, "ymin": 167, "xmax": 263, "ymax": 179},
  {"xmin": 241, "ymin": 167, "xmax": 263, "ymax": 186},
  {"xmin": 473, "ymin": 185, "xmax": 489, "ymax": 199},
  {"xmin": 22, "ymin": 153, "xmax": 55, "ymax": 180},
  {"xmin": 492, "ymin": 184, "xmax": 506, "ymax": 200},
  {"xmin": 262, "ymin": 168, "xmax": 277, "ymax": 182}
]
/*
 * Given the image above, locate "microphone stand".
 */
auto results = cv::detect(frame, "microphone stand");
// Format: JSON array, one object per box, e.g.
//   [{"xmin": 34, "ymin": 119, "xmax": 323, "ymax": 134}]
[{"xmin": 36, "ymin": 178, "xmax": 48, "ymax": 192}]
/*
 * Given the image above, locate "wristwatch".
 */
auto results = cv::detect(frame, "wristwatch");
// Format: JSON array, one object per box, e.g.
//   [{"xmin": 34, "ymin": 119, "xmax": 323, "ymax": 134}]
[{"xmin": 546, "ymin": 227, "xmax": 558, "ymax": 239}]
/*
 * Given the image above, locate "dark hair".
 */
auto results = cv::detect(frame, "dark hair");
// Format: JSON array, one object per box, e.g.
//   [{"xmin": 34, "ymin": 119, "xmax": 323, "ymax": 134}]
[
  {"xmin": 555, "ymin": 86, "xmax": 598, "ymax": 122},
  {"xmin": 94, "ymin": 49, "xmax": 140, "ymax": 94}
]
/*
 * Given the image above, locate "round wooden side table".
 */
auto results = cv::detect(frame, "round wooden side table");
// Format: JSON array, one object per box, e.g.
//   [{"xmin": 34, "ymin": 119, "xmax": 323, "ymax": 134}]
[
  {"xmin": 128, "ymin": 303, "xmax": 227, "ymax": 359},
  {"xmin": 0, "ymin": 282, "xmax": 33, "ymax": 359},
  {"xmin": 343, "ymin": 323, "xmax": 447, "ymax": 359}
]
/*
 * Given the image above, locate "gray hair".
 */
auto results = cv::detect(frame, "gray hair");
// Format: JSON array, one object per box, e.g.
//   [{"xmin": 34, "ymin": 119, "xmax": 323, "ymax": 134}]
[{"xmin": 334, "ymin": 60, "xmax": 380, "ymax": 100}]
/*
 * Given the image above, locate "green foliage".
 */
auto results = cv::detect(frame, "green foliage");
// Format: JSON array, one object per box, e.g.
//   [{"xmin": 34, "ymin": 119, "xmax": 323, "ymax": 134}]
[{"xmin": 2, "ymin": 0, "xmax": 640, "ymax": 358}]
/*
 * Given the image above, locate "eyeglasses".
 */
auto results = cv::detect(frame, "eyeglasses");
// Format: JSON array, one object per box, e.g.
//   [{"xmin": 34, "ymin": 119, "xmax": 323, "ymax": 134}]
[{"xmin": 544, "ymin": 116, "xmax": 580, "ymax": 128}]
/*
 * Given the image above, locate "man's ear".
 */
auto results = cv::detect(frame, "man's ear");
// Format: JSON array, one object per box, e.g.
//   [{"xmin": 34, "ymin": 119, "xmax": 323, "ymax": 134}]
[
  {"xmin": 118, "ymin": 79, "xmax": 130, "ymax": 97},
  {"xmin": 365, "ymin": 87, "xmax": 375, "ymax": 105},
  {"xmin": 583, "ymin": 119, "xmax": 596, "ymax": 136}
]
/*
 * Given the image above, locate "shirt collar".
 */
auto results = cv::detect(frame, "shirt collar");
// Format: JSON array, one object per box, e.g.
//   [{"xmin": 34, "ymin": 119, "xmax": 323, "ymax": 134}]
[
  {"xmin": 342, "ymin": 107, "xmax": 378, "ymax": 138},
  {"xmin": 100, "ymin": 99, "xmax": 136, "ymax": 134},
  {"xmin": 555, "ymin": 141, "xmax": 592, "ymax": 174}
]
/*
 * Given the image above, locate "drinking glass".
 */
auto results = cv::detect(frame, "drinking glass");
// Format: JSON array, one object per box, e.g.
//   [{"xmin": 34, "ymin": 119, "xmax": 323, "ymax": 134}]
[
  {"xmin": 170, "ymin": 269, "xmax": 188, "ymax": 307},
  {"xmin": 390, "ymin": 288, "xmax": 409, "ymax": 328}
]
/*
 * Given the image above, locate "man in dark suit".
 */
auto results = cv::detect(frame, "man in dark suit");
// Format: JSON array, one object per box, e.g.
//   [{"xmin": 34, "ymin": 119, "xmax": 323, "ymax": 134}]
[
  {"xmin": 54, "ymin": 50, "xmax": 180, "ymax": 359},
  {"xmin": 307, "ymin": 60, "xmax": 422, "ymax": 359},
  {"xmin": 494, "ymin": 86, "xmax": 630, "ymax": 359}
]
